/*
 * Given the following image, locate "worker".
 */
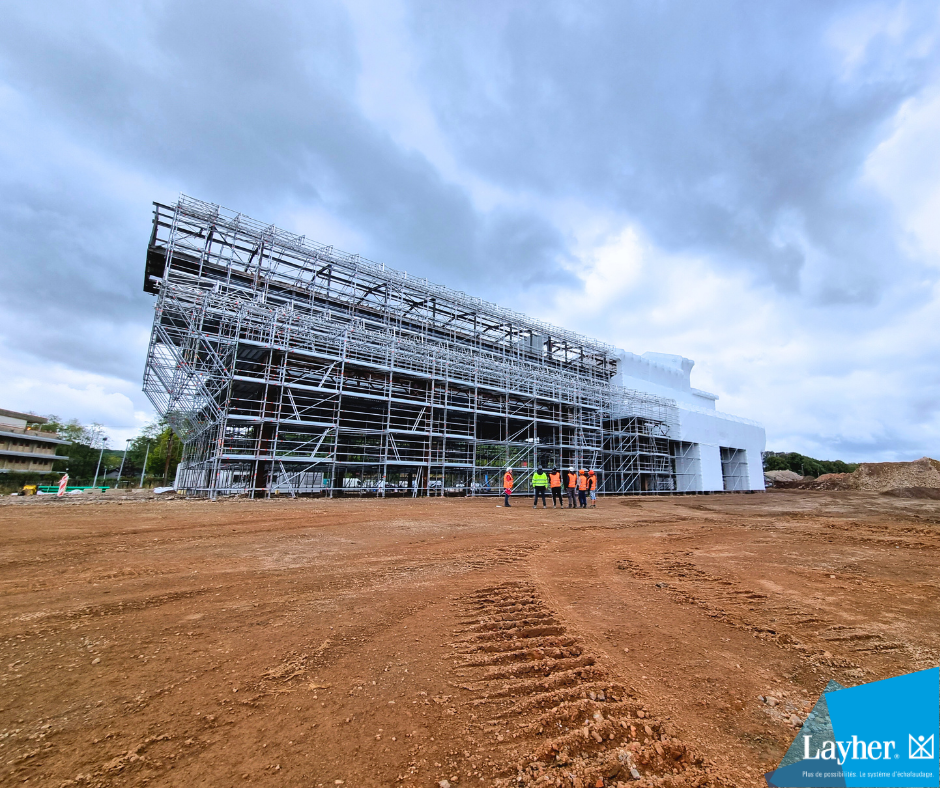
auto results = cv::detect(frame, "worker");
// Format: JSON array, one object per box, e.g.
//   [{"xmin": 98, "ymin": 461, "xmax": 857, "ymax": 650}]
[
  {"xmin": 531, "ymin": 467, "xmax": 549, "ymax": 508},
  {"xmin": 588, "ymin": 469, "xmax": 598, "ymax": 508},
  {"xmin": 577, "ymin": 468, "xmax": 588, "ymax": 508},
  {"xmin": 502, "ymin": 468, "xmax": 513, "ymax": 507},
  {"xmin": 565, "ymin": 467, "xmax": 578, "ymax": 508},
  {"xmin": 548, "ymin": 467, "xmax": 563, "ymax": 508}
]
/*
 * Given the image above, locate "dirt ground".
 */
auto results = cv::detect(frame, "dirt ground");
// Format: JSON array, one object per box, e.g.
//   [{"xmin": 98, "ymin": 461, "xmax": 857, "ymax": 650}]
[{"xmin": 1, "ymin": 490, "xmax": 938, "ymax": 788}]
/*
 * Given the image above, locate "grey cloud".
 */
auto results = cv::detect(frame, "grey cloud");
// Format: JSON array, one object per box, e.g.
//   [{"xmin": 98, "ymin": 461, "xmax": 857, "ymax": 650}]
[
  {"xmin": 1, "ymin": 0, "xmax": 938, "ymax": 461},
  {"xmin": 0, "ymin": 1, "xmax": 570, "ymax": 309},
  {"xmin": 0, "ymin": 181, "xmax": 153, "ymax": 379},
  {"xmin": 407, "ymin": 0, "xmax": 939, "ymax": 300},
  {"xmin": 785, "ymin": 433, "xmax": 933, "ymax": 462}
]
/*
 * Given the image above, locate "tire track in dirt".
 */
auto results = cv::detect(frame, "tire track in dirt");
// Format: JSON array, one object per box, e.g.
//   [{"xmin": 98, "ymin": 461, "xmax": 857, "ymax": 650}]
[
  {"xmin": 4, "ymin": 587, "xmax": 220, "ymax": 632},
  {"xmin": 450, "ymin": 582, "xmax": 712, "ymax": 787},
  {"xmin": 456, "ymin": 543, "xmax": 543, "ymax": 572},
  {"xmin": 614, "ymin": 550, "xmax": 926, "ymax": 678}
]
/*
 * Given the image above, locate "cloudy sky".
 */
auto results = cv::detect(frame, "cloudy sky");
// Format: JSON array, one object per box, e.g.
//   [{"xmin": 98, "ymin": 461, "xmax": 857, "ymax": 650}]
[{"xmin": 1, "ymin": 0, "xmax": 938, "ymax": 460}]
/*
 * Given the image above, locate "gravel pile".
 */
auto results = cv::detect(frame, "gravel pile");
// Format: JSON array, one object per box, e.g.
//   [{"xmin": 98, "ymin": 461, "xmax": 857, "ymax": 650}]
[
  {"xmin": 808, "ymin": 457, "xmax": 940, "ymax": 493},
  {"xmin": 764, "ymin": 470, "xmax": 803, "ymax": 483}
]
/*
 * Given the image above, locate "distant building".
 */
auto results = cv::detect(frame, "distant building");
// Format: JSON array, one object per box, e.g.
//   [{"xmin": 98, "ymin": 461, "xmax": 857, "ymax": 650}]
[{"xmin": 0, "ymin": 409, "xmax": 70, "ymax": 474}]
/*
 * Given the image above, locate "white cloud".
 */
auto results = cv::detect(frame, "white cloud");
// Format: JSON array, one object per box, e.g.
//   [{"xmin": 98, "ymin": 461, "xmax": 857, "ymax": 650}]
[
  {"xmin": 1, "ymin": 0, "xmax": 938, "ymax": 466},
  {"xmin": 866, "ymin": 87, "xmax": 940, "ymax": 262},
  {"xmin": 0, "ymin": 349, "xmax": 154, "ymax": 445},
  {"xmin": 516, "ymin": 218, "xmax": 940, "ymax": 461},
  {"xmin": 345, "ymin": 0, "xmax": 510, "ymax": 213},
  {"xmin": 826, "ymin": 3, "xmax": 912, "ymax": 78}
]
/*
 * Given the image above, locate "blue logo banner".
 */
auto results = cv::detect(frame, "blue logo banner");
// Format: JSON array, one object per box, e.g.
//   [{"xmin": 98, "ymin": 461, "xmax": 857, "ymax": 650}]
[{"xmin": 765, "ymin": 668, "xmax": 939, "ymax": 787}]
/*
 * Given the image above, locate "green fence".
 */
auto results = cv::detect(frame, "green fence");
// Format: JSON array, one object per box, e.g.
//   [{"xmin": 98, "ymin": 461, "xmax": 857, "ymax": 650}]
[{"xmin": 37, "ymin": 486, "xmax": 109, "ymax": 494}]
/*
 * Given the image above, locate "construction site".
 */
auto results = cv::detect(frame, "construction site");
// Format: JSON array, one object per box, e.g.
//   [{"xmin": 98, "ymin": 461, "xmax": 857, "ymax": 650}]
[
  {"xmin": 142, "ymin": 196, "xmax": 764, "ymax": 499},
  {"xmin": 7, "ymin": 198, "xmax": 937, "ymax": 788}
]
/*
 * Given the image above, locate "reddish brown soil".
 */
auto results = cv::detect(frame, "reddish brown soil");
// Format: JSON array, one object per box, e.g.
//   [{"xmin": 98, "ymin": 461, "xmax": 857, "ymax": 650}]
[{"xmin": 1, "ymin": 490, "xmax": 938, "ymax": 788}]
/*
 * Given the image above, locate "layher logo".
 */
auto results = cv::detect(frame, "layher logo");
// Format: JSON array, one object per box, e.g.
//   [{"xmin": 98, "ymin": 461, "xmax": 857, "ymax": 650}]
[
  {"xmin": 765, "ymin": 667, "xmax": 939, "ymax": 787},
  {"xmin": 912, "ymin": 735, "xmax": 935, "ymax": 760}
]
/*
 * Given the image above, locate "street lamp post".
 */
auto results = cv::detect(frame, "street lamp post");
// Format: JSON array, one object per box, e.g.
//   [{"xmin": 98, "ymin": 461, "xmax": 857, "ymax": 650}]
[
  {"xmin": 116, "ymin": 438, "xmax": 131, "ymax": 487},
  {"xmin": 92, "ymin": 434, "xmax": 107, "ymax": 489},
  {"xmin": 139, "ymin": 442, "xmax": 150, "ymax": 489}
]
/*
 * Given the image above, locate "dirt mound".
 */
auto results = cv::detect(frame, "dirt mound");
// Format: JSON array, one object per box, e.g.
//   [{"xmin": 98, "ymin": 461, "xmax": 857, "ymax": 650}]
[
  {"xmin": 805, "ymin": 457, "xmax": 940, "ymax": 493},
  {"xmin": 880, "ymin": 486, "xmax": 940, "ymax": 500},
  {"xmin": 810, "ymin": 473, "xmax": 856, "ymax": 491},
  {"xmin": 853, "ymin": 457, "xmax": 940, "ymax": 491}
]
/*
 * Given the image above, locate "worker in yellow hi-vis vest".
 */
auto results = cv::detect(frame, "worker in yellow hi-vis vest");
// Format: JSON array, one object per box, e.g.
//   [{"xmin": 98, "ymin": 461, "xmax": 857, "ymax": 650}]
[{"xmin": 531, "ymin": 467, "xmax": 549, "ymax": 509}]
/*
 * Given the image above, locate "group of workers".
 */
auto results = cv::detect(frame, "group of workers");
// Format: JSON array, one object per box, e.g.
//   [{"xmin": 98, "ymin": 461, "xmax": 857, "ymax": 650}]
[{"xmin": 501, "ymin": 467, "xmax": 597, "ymax": 509}]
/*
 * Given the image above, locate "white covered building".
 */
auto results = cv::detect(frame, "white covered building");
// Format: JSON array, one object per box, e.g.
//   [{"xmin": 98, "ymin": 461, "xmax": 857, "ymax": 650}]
[{"xmin": 612, "ymin": 351, "xmax": 766, "ymax": 492}]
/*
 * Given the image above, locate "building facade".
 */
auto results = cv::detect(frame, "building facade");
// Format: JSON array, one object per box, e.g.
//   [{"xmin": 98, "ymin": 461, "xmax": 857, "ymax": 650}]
[
  {"xmin": 142, "ymin": 196, "xmax": 765, "ymax": 497},
  {"xmin": 0, "ymin": 409, "xmax": 70, "ymax": 475}
]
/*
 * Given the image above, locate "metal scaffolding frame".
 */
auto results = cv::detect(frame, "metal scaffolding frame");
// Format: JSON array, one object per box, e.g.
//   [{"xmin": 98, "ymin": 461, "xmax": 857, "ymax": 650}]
[
  {"xmin": 672, "ymin": 441, "xmax": 701, "ymax": 493},
  {"xmin": 143, "ymin": 196, "xmax": 681, "ymax": 498},
  {"xmin": 720, "ymin": 447, "xmax": 749, "ymax": 492}
]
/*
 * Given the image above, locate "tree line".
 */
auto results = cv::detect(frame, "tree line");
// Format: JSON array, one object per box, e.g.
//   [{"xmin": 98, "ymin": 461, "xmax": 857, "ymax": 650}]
[
  {"xmin": 762, "ymin": 451, "xmax": 858, "ymax": 478},
  {"xmin": 7, "ymin": 416, "xmax": 184, "ymax": 489}
]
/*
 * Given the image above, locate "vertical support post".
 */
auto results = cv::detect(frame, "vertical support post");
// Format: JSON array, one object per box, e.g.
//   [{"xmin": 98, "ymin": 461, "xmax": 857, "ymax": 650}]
[
  {"xmin": 381, "ymin": 339, "xmax": 395, "ymax": 499},
  {"xmin": 92, "ymin": 434, "xmax": 106, "ymax": 489},
  {"xmin": 139, "ymin": 441, "xmax": 150, "ymax": 489},
  {"xmin": 116, "ymin": 438, "xmax": 130, "ymax": 486},
  {"xmin": 329, "ymin": 326, "xmax": 350, "ymax": 499}
]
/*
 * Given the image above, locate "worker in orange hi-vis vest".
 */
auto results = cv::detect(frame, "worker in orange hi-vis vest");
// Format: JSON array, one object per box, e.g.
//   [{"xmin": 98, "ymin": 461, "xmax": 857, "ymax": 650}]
[
  {"xmin": 577, "ymin": 469, "xmax": 589, "ymax": 509},
  {"xmin": 502, "ymin": 468, "xmax": 513, "ymax": 507},
  {"xmin": 588, "ymin": 469, "xmax": 598, "ymax": 508},
  {"xmin": 548, "ymin": 468, "xmax": 563, "ymax": 509},
  {"xmin": 564, "ymin": 467, "xmax": 578, "ymax": 509}
]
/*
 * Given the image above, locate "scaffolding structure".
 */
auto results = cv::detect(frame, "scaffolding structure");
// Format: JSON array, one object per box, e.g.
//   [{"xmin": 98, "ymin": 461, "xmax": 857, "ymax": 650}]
[{"xmin": 143, "ymin": 196, "xmax": 680, "ymax": 497}]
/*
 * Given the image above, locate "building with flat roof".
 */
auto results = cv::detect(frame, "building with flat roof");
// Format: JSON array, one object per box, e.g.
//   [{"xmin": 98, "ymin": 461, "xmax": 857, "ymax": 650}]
[
  {"xmin": 0, "ymin": 409, "xmax": 70, "ymax": 475},
  {"xmin": 142, "ymin": 196, "xmax": 765, "ymax": 497}
]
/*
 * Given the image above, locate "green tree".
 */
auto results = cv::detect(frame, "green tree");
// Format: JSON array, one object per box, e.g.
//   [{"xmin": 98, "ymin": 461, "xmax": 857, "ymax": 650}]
[
  {"xmin": 44, "ymin": 416, "xmax": 121, "ymax": 484},
  {"xmin": 762, "ymin": 451, "xmax": 858, "ymax": 477},
  {"xmin": 126, "ymin": 418, "xmax": 183, "ymax": 485}
]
